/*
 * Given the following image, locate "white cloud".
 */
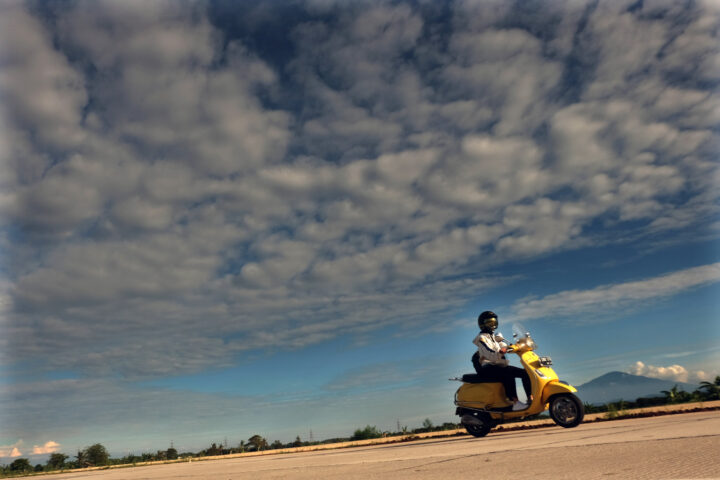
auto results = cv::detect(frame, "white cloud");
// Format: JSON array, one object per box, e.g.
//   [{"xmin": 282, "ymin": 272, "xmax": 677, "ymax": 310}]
[
  {"xmin": 32, "ymin": 441, "xmax": 60, "ymax": 455},
  {"xmin": 110, "ymin": 195, "xmax": 175, "ymax": 231},
  {"xmin": 628, "ymin": 361, "xmax": 710, "ymax": 384},
  {"xmin": 582, "ymin": 4, "xmax": 670, "ymax": 101},
  {"xmin": 511, "ymin": 263, "xmax": 720, "ymax": 322},
  {"xmin": 657, "ymin": 2, "xmax": 720, "ymax": 84},
  {"xmin": 61, "ymin": 3, "xmax": 289, "ymax": 176},
  {"xmin": 0, "ymin": 442, "xmax": 22, "ymax": 459},
  {"xmin": 443, "ymin": 24, "xmax": 563, "ymax": 136},
  {"xmin": 290, "ymin": 3, "xmax": 426, "ymax": 160},
  {"xmin": 0, "ymin": 2, "xmax": 87, "ymax": 152},
  {"xmin": 631, "ymin": 361, "xmax": 687, "ymax": 382}
]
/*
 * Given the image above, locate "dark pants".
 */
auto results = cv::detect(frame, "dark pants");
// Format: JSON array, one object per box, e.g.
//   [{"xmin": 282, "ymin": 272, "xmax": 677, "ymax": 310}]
[{"xmin": 472, "ymin": 352, "xmax": 532, "ymax": 400}]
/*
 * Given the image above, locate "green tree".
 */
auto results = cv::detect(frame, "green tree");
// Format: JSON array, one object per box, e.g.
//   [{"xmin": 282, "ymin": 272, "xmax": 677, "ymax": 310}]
[
  {"xmin": 75, "ymin": 449, "xmax": 88, "ymax": 468},
  {"xmin": 47, "ymin": 452, "xmax": 69, "ymax": 470},
  {"xmin": 205, "ymin": 443, "xmax": 222, "ymax": 456},
  {"xmin": 34, "ymin": 463, "xmax": 44, "ymax": 472},
  {"xmin": 119, "ymin": 453, "xmax": 140, "ymax": 465},
  {"xmin": 247, "ymin": 435, "xmax": 268, "ymax": 451},
  {"xmin": 700, "ymin": 376, "xmax": 720, "ymax": 400},
  {"xmin": 661, "ymin": 385, "xmax": 680, "ymax": 403},
  {"xmin": 678, "ymin": 389, "xmax": 691, "ymax": 402},
  {"xmin": 166, "ymin": 447, "xmax": 178, "ymax": 460},
  {"xmin": 270, "ymin": 440, "xmax": 284, "ymax": 449},
  {"xmin": 84, "ymin": 443, "xmax": 110, "ymax": 466},
  {"xmin": 351, "ymin": 425, "xmax": 382, "ymax": 440},
  {"xmin": 292, "ymin": 435, "xmax": 303, "ymax": 447},
  {"xmin": 422, "ymin": 418, "xmax": 434, "ymax": 430},
  {"xmin": 9, "ymin": 458, "xmax": 32, "ymax": 473}
]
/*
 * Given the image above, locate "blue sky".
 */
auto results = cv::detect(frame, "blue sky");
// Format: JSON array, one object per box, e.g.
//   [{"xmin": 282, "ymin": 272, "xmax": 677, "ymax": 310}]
[{"xmin": 1, "ymin": 0, "xmax": 719, "ymax": 463}]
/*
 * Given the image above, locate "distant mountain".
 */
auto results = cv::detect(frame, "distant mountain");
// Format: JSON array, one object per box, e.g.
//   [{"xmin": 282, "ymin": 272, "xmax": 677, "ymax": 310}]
[{"xmin": 575, "ymin": 371, "xmax": 698, "ymax": 405}]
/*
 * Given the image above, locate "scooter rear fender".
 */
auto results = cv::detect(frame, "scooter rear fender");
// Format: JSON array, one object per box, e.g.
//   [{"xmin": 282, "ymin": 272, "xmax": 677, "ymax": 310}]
[{"xmin": 541, "ymin": 380, "xmax": 578, "ymax": 404}]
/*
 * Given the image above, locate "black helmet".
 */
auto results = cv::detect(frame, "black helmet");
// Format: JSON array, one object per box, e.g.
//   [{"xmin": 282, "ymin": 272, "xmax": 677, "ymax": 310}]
[{"xmin": 478, "ymin": 311, "xmax": 498, "ymax": 332}]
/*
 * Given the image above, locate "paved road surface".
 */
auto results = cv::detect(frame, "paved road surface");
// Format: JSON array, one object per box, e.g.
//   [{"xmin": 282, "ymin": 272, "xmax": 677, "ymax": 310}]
[{"xmin": 43, "ymin": 411, "xmax": 720, "ymax": 480}]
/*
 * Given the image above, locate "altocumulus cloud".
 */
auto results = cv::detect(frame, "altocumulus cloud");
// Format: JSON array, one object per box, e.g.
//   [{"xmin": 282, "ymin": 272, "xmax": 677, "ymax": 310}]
[{"xmin": 0, "ymin": 0, "xmax": 718, "ymax": 383}]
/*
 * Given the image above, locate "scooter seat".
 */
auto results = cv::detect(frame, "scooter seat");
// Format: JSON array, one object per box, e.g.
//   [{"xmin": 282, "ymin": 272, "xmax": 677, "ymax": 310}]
[{"xmin": 461, "ymin": 373, "xmax": 501, "ymax": 384}]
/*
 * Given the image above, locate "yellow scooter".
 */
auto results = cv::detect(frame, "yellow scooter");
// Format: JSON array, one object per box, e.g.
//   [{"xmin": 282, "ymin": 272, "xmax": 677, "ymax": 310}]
[{"xmin": 451, "ymin": 331, "xmax": 584, "ymax": 437}]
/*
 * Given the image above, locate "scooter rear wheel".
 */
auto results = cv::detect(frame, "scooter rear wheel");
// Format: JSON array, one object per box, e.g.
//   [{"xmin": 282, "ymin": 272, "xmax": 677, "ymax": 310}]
[
  {"xmin": 462, "ymin": 412, "xmax": 492, "ymax": 438},
  {"xmin": 549, "ymin": 393, "xmax": 584, "ymax": 428}
]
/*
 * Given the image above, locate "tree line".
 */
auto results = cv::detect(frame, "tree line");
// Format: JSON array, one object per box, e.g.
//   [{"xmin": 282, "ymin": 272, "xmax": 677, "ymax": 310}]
[
  {"xmin": 0, "ymin": 433, "xmax": 324, "ymax": 476},
  {"xmin": 0, "ymin": 418, "xmax": 456, "ymax": 477}
]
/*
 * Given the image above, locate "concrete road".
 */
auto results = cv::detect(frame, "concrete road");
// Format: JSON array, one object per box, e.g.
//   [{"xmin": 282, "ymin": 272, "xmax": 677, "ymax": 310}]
[{"xmin": 45, "ymin": 411, "xmax": 720, "ymax": 480}]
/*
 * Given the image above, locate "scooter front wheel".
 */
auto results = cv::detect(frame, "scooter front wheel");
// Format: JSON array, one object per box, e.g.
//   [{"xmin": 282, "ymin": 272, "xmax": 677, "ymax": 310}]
[{"xmin": 548, "ymin": 393, "xmax": 584, "ymax": 428}]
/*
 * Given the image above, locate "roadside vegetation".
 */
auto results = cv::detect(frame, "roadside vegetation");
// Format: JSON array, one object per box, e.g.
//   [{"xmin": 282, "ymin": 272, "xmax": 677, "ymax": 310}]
[
  {"xmin": 0, "ymin": 418, "xmax": 457, "ymax": 477},
  {"xmin": 582, "ymin": 376, "xmax": 720, "ymax": 417},
  {"xmin": 3, "ymin": 376, "xmax": 718, "ymax": 477}
]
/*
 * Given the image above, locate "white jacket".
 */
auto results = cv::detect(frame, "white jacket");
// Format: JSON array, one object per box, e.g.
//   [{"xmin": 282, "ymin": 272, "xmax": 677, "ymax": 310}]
[{"xmin": 473, "ymin": 332, "xmax": 509, "ymax": 367}]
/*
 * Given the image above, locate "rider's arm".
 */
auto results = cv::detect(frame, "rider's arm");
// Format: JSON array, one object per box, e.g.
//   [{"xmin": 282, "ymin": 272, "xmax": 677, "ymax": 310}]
[{"xmin": 476, "ymin": 334, "xmax": 509, "ymax": 366}]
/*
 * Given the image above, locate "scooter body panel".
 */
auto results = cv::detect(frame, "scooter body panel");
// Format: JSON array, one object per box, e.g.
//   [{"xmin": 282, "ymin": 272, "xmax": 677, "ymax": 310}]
[
  {"xmin": 455, "ymin": 382, "xmax": 512, "ymax": 410},
  {"xmin": 541, "ymin": 380, "xmax": 578, "ymax": 404}
]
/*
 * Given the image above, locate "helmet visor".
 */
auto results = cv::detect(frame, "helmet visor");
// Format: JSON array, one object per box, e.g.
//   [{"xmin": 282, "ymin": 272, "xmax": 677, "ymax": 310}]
[{"xmin": 483, "ymin": 317, "xmax": 498, "ymax": 331}]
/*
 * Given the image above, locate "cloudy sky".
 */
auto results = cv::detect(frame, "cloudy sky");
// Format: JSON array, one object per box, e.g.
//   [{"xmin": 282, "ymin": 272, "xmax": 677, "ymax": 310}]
[{"xmin": 1, "ymin": 0, "xmax": 719, "ymax": 462}]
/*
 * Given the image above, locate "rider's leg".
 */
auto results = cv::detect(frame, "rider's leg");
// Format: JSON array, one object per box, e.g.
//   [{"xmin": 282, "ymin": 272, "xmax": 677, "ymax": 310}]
[
  {"xmin": 506, "ymin": 366, "xmax": 532, "ymax": 400},
  {"xmin": 502, "ymin": 366, "xmax": 531, "ymax": 409},
  {"xmin": 520, "ymin": 369, "xmax": 532, "ymax": 400}
]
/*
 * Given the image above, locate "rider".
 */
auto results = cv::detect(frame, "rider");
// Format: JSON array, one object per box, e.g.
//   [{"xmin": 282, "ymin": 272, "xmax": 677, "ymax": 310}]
[{"xmin": 472, "ymin": 311, "xmax": 532, "ymax": 411}]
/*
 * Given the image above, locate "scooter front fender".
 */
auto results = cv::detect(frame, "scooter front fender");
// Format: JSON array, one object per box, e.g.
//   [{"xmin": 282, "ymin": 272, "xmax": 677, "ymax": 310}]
[{"xmin": 541, "ymin": 380, "xmax": 578, "ymax": 404}]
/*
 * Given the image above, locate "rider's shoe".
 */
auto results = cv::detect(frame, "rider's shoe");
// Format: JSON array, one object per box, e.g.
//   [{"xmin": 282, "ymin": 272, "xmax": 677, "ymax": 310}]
[{"xmin": 512, "ymin": 401, "xmax": 527, "ymax": 411}]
